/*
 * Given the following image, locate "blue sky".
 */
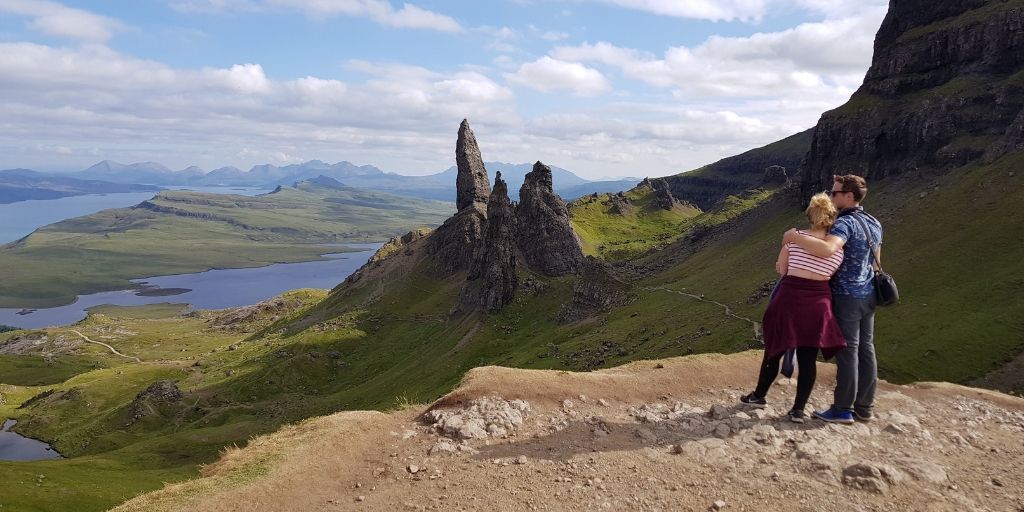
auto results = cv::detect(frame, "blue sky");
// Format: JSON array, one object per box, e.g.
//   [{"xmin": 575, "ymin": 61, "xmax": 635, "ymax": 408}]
[{"xmin": 0, "ymin": 0, "xmax": 888, "ymax": 178}]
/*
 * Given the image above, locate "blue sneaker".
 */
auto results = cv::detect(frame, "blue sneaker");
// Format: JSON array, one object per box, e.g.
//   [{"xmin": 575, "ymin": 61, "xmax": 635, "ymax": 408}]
[{"xmin": 813, "ymin": 408, "xmax": 854, "ymax": 425}]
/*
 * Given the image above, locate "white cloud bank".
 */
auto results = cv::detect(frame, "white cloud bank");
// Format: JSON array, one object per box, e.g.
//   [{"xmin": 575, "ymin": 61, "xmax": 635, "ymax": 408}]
[
  {"xmin": 0, "ymin": 0, "xmax": 127, "ymax": 42},
  {"xmin": 170, "ymin": 0, "xmax": 463, "ymax": 32}
]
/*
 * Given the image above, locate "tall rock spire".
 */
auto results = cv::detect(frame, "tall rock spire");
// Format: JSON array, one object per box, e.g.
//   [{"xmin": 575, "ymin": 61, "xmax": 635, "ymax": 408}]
[
  {"xmin": 515, "ymin": 161, "xmax": 584, "ymax": 276},
  {"xmin": 426, "ymin": 120, "xmax": 491, "ymax": 274},
  {"xmin": 455, "ymin": 171, "xmax": 518, "ymax": 313},
  {"xmin": 455, "ymin": 119, "xmax": 492, "ymax": 211}
]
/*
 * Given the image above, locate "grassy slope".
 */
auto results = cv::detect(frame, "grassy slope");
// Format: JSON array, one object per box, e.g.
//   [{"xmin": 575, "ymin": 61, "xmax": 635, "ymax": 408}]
[
  {"xmin": 2, "ymin": 158, "xmax": 1021, "ymax": 511},
  {"xmin": 569, "ymin": 185, "xmax": 701, "ymax": 260},
  {"xmin": 0, "ymin": 185, "xmax": 452, "ymax": 308}
]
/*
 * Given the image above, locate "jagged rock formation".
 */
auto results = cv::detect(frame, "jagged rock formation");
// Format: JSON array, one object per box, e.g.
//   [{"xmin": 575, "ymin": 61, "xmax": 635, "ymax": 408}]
[
  {"xmin": 515, "ymin": 162, "xmax": 585, "ymax": 276},
  {"xmin": 368, "ymin": 228, "xmax": 431, "ymax": 267},
  {"xmin": 762, "ymin": 165, "xmax": 788, "ymax": 185},
  {"xmin": 427, "ymin": 120, "xmax": 491, "ymax": 273},
  {"xmin": 556, "ymin": 257, "xmax": 630, "ymax": 323},
  {"xmin": 455, "ymin": 173, "xmax": 518, "ymax": 313},
  {"xmin": 641, "ymin": 177, "xmax": 680, "ymax": 210},
  {"xmin": 127, "ymin": 380, "xmax": 183, "ymax": 425},
  {"xmin": 800, "ymin": 0, "xmax": 1024, "ymax": 196},
  {"xmin": 606, "ymin": 192, "xmax": 633, "ymax": 215},
  {"xmin": 454, "ymin": 119, "xmax": 491, "ymax": 211}
]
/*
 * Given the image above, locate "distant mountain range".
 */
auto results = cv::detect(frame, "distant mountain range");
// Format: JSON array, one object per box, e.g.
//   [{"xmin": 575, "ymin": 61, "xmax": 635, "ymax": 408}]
[
  {"xmin": 0, "ymin": 168, "xmax": 162, "ymax": 204},
  {"xmin": 56, "ymin": 159, "xmax": 640, "ymax": 202}
]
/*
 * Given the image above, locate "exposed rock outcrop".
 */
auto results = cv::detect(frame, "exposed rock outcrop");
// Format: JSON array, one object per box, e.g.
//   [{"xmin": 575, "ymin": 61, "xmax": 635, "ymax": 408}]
[
  {"xmin": 368, "ymin": 228, "xmax": 431, "ymax": 267},
  {"xmin": 800, "ymin": 1, "xmax": 1024, "ymax": 197},
  {"xmin": 762, "ymin": 165, "xmax": 788, "ymax": 185},
  {"xmin": 515, "ymin": 162, "xmax": 585, "ymax": 276},
  {"xmin": 127, "ymin": 380, "xmax": 183, "ymax": 425},
  {"xmin": 455, "ymin": 172, "xmax": 518, "ymax": 314},
  {"xmin": 454, "ymin": 119, "xmax": 491, "ymax": 211},
  {"xmin": 642, "ymin": 177, "xmax": 680, "ymax": 210},
  {"xmin": 606, "ymin": 192, "xmax": 633, "ymax": 215},
  {"xmin": 556, "ymin": 257, "xmax": 630, "ymax": 323}
]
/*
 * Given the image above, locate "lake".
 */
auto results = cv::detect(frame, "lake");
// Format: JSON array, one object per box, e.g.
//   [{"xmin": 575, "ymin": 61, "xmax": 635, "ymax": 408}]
[
  {"xmin": 0, "ymin": 419, "xmax": 62, "ymax": 461},
  {"xmin": 0, "ymin": 186, "xmax": 271, "ymax": 244},
  {"xmin": 0, "ymin": 243, "xmax": 381, "ymax": 329}
]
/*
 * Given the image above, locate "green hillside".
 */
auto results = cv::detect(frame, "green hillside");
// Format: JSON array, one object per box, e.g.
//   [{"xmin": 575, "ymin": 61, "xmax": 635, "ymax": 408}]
[{"xmin": 0, "ymin": 182, "xmax": 452, "ymax": 308}]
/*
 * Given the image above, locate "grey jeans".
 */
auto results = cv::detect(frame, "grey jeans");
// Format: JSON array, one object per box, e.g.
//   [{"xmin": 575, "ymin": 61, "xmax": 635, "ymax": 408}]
[{"xmin": 831, "ymin": 295, "xmax": 877, "ymax": 413}]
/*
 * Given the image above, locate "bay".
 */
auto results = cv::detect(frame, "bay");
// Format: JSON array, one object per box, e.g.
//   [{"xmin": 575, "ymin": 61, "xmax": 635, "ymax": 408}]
[
  {"xmin": 0, "ymin": 186, "xmax": 270, "ymax": 244},
  {"xmin": 0, "ymin": 243, "xmax": 381, "ymax": 329}
]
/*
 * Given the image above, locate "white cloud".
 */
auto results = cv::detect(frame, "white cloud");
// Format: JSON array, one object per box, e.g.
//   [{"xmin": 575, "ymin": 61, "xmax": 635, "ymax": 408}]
[
  {"xmin": 0, "ymin": 0, "xmax": 127, "ymax": 42},
  {"xmin": 551, "ymin": 7, "xmax": 885, "ymax": 98},
  {"xmin": 506, "ymin": 57, "xmax": 611, "ymax": 96},
  {"xmin": 0, "ymin": 42, "xmax": 518, "ymax": 172},
  {"xmin": 594, "ymin": 0, "xmax": 768, "ymax": 22},
  {"xmin": 187, "ymin": 0, "xmax": 465, "ymax": 31}
]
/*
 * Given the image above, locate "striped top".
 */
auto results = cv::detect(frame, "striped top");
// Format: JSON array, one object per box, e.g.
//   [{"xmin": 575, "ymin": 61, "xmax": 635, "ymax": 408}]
[{"xmin": 786, "ymin": 230, "xmax": 844, "ymax": 277}]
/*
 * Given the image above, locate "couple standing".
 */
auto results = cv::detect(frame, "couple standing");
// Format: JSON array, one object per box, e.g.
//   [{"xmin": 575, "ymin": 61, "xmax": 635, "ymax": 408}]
[{"xmin": 741, "ymin": 174, "xmax": 883, "ymax": 424}]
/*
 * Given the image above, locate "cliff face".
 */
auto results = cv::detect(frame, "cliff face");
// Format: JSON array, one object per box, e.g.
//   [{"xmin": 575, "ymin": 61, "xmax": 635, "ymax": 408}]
[
  {"xmin": 663, "ymin": 129, "xmax": 812, "ymax": 210},
  {"xmin": 801, "ymin": 0, "xmax": 1024, "ymax": 197}
]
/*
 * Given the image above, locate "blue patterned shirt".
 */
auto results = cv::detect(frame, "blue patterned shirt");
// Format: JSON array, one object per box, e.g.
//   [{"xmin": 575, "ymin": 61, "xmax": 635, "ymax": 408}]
[{"xmin": 829, "ymin": 207, "xmax": 883, "ymax": 299}]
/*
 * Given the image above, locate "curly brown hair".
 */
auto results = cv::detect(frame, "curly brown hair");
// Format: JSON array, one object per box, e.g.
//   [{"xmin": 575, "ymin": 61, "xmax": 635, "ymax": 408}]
[{"xmin": 833, "ymin": 174, "xmax": 868, "ymax": 202}]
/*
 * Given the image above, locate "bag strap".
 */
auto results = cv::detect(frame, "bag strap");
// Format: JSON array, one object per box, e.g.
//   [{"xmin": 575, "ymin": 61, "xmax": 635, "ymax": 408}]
[{"xmin": 848, "ymin": 211, "xmax": 884, "ymax": 272}]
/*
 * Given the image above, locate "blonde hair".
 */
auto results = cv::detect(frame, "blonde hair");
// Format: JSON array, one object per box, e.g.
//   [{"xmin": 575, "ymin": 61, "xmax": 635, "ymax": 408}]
[{"xmin": 806, "ymin": 192, "xmax": 837, "ymax": 230}]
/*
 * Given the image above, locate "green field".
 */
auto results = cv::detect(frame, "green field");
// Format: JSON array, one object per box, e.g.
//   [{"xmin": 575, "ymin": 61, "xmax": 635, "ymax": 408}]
[{"xmin": 0, "ymin": 182, "xmax": 452, "ymax": 308}]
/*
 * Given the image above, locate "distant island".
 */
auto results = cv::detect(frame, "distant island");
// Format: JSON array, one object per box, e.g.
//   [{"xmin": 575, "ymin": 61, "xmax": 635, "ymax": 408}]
[
  {"xmin": 4, "ymin": 159, "xmax": 640, "ymax": 203},
  {"xmin": 0, "ymin": 169, "xmax": 161, "ymax": 204}
]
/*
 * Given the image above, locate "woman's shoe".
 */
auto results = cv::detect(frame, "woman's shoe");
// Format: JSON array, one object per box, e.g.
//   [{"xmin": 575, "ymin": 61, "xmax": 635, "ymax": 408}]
[{"xmin": 739, "ymin": 393, "xmax": 766, "ymax": 408}]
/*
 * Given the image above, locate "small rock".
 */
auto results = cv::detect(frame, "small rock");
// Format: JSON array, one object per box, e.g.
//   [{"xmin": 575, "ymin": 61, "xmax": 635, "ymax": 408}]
[
  {"xmin": 515, "ymin": 455, "xmax": 528, "ymax": 465},
  {"xmin": 356, "ymin": 496, "xmax": 365, "ymax": 502},
  {"xmin": 992, "ymin": 478, "xmax": 1004, "ymax": 487},
  {"xmin": 712, "ymin": 500, "xmax": 727, "ymax": 510},
  {"xmin": 227, "ymin": 344, "xmax": 238, "ymax": 351},
  {"xmin": 919, "ymin": 192, "xmax": 928, "ymax": 199},
  {"xmin": 598, "ymin": 399, "xmax": 609, "ymax": 407},
  {"xmin": 655, "ymin": 363, "xmax": 665, "ymax": 369},
  {"xmin": 407, "ymin": 464, "xmax": 419, "ymax": 474},
  {"xmin": 562, "ymin": 399, "xmax": 575, "ymax": 409}
]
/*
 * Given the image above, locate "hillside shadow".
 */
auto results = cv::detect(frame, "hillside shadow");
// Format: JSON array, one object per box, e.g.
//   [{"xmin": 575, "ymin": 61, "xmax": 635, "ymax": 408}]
[{"xmin": 472, "ymin": 403, "xmax": 828, "ymax": 462}]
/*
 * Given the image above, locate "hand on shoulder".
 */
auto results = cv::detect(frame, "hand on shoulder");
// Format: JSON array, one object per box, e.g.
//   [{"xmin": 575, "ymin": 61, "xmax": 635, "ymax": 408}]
[{"xmin": 782, "ymin": 228, "xmax": 799, "ymax": 244}]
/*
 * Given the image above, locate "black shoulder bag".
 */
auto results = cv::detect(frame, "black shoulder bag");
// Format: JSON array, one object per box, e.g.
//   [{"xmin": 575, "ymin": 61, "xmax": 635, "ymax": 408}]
[{"xmin": 849, "ymin": 212, "xmax": 899, "ymax": 306}]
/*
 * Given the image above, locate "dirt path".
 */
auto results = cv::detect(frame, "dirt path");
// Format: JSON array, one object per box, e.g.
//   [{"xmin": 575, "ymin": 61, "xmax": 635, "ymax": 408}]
[
  {"xmin": 112, "ymin": 352, "xmax": 1024, "ymax": 512},
  {"xmin": 645, "ymin": 285, "xmax": 759, "ymax": 324},
  {"xmin": 69, "ymin": 329, "xmax": 141, "ymax": 363}
]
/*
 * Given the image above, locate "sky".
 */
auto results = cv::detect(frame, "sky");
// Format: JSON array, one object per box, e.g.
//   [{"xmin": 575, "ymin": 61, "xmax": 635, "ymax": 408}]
[{"xmin": 0, "ymin": 0, "xmax": 889, "ymax": 179}]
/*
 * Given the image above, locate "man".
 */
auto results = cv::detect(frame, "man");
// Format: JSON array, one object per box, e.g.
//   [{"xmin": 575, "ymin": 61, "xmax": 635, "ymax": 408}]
[{"xmin": 783, "ymin": 174, "xmax": 882, "ymax": 424}]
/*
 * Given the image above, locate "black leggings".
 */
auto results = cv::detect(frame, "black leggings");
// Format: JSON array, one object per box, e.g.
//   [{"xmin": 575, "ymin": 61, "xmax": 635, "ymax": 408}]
[{"xmin": 754, "ymin": 347, "xmax": 819, "ymax": 411}]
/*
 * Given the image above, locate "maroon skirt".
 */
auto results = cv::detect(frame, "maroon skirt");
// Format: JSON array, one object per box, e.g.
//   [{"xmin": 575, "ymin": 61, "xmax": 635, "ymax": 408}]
[{"xmin": 762, "ymin": 275, "xmax": 847, "ymax": 360}]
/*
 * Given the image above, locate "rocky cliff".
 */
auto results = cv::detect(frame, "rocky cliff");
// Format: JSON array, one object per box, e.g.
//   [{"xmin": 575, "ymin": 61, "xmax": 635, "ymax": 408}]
[
  {"xmin": 801, "ymin": 0, "xmax": 1024, "ymax": 196},
  {"xmin": 663, "ymin": 129, "xmax": 812, "ymax": 210}
]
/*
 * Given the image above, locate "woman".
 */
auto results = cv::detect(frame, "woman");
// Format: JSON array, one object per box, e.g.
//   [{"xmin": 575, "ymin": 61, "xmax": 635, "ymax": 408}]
[{"xmin": 740, "ymin": 193, "xmax": 848, "ymax": 423}]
